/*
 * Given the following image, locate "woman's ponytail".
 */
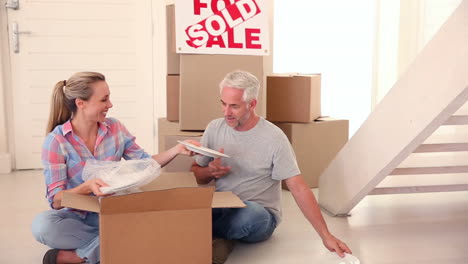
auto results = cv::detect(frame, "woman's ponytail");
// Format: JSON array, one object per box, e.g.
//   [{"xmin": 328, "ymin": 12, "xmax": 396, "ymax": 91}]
[{"xmin": 46, "ymin": 80, "xmax": 71, "ymax": 134}]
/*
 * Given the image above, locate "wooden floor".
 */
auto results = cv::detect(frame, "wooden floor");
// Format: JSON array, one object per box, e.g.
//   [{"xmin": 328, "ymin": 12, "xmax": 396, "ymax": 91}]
[{"xmin": 2, "ymin": 169, "xmax": 468, "ymax": 263}]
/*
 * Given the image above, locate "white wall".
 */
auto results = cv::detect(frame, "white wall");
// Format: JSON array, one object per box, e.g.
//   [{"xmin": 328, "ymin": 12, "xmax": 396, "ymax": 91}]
[
  {"xmin": 394, "ymin": 0, "xmax": 462, "ymax": 95},
  {"xmin": 0, "ymin": 2, "xmax": 12, "ymax": 172},
  {"xmin": 372, "ymin": 0, "xmax": 400, "ymax": 108},
  {"xmin": 0, "ymin": 21, "xmax": 8, "ymax": 154},
  {"xmin": 372, "ymin": 0, "xmax": 462, "ymax": 107},
  {"xmin": 273, "ymin": 0, "xmax": 376, "ymax": 136},
  {"xmin": 421, "ymin": 0, "xmax": 462, "ymax": 46},
  {"xmin": 152, "ymin": 0, "xmax": 170, "ymax": 152},
  {"xmin": 272, "ymin": 0, "xmax": 463, "ymax": 137}
]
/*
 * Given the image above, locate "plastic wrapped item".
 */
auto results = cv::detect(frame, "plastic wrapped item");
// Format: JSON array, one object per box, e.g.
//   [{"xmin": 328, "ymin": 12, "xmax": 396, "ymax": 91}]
[{"xmin": 82, "ymin": 158, "xmax": 161, "ymax": 196}]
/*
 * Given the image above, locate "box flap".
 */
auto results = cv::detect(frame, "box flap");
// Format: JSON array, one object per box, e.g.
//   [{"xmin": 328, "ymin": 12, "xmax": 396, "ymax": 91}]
[
  {"xmin": 268, "ymin": 73, "xmax": 321, "ymax": 77},
  {"xmin": 212, "ymin": 191, "xmax": 246, "ymax": 208},
  {"xmin": 61, "ymin": 192, "xmax": 100, "ymax": 213},
  {"xmin": 316, "ymin": 116, "xmax": 347, "ymax": 122},
  {"xmin": 100, "ymin": 187, "xmax": 215, "ymax": 214},
  {"xmin": 140, "ymin": 172, "xmax": 198, "ymax": 191}
]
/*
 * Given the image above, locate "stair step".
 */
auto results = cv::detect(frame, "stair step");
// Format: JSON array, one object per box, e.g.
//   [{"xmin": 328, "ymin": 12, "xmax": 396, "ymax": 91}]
[
  {"xmin": 414, "ymin": 143, "xmax": 468, "ymax": 152},
  {"xmin": 370, "ymin": 184, "xmax": 468, "ymax": 195},
  {"xmin": 391, "ymin": 166, "xmax": 468, "ymax": 175}
]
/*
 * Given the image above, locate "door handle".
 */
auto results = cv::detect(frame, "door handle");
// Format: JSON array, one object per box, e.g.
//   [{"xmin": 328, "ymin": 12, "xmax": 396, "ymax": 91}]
[
  {"xmin": 5, "ymin": 0, "xmax": 19, "ymax": 10},
  {"xmin": 11, "ymin": 22, "xmax": 31, "ymax": 53}
]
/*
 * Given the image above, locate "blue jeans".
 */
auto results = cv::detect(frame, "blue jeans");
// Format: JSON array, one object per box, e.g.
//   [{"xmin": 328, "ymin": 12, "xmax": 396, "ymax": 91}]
[
  {"xmin": 212, "ymin": 201, "xmax": 277, "ymax": 243},
  {"xmin": 31, "ymin": 210, "xmax": 100, "ymax": 264}
]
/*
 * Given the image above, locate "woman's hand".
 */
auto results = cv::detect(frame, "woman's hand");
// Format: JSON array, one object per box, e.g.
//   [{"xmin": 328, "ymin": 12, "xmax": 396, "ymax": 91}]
[
  {"xmin": 177, "ymin": 139, "xmax": 201, "ymax": 156},
  {"xmin": 53, "ymin": 178, "xmax": 111, "ymax": 209},
  {"xmin": 152, "ymin": 140, "xmax": 201, "ymax": 167},
  {"xmin": 84, "ymin": 178, "xmax": 110, "ymax": 197}
]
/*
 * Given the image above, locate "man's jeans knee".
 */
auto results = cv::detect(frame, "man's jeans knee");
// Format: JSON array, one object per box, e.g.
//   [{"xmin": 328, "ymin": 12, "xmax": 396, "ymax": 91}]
[{"xmin": 212, "ymin": 201, "xmax": 277, "ymax": 243}]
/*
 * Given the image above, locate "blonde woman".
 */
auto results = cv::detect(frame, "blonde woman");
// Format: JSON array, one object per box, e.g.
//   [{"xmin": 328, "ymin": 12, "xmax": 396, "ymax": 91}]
[{"xmin": 31, "ymin": 72, "xmax": 197, "ymax": 264}]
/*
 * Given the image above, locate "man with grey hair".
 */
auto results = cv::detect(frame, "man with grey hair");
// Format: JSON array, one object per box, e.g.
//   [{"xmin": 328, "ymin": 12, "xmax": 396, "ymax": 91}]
[{"xmin": 191, "ymin": 70, "xmax": 351, "ymax": 264}]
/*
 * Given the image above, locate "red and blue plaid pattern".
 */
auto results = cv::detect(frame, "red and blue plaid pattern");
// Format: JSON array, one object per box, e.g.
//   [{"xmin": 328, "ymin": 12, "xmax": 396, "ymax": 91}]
[{"xmin": 41, "ymin": 117, "xmax": 150, "ymax": 216}]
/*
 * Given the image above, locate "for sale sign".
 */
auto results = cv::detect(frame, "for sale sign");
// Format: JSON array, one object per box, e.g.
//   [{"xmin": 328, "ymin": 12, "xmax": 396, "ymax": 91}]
[{"xmin": 175, "ymin": 0, "xmax": 270, "ymax": 56}]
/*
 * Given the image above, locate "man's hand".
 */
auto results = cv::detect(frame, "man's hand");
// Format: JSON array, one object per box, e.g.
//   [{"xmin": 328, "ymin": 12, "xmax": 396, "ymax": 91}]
[
  {"xmin": 207, "ymin": 148, "xmax": 231, "ymax": 179},
  {"xmin": 322, "ymin": 233, "xmax": 352, "ymax": 257}
]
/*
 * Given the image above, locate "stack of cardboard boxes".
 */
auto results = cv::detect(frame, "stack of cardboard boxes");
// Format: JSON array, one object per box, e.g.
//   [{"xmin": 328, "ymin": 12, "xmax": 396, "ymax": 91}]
[
  {"xmin": 162, "ymin": 6, "xmax": 203, "ymax": 172},
  {"xmin": 266, "ymin": 74, "xmax": 349, "ymax": 189},
  {"xmin": 162, "ymin": 5, "xmax": 264, "ymax": 172},
  {"xmin": 165, "ymin": 4, "xmax": 348, "ymax": 187}
]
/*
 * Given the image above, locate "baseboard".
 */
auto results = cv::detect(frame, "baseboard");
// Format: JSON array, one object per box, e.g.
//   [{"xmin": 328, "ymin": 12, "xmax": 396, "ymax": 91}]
[{"xmin": 0, "ymin": 153, "xmax": 11, "ymax": 174}]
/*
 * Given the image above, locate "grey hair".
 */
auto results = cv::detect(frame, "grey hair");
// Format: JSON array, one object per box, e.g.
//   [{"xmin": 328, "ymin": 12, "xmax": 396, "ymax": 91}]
[{"xmin": 219, "ymin": 70, "xmax": 260, "ymax": 102}]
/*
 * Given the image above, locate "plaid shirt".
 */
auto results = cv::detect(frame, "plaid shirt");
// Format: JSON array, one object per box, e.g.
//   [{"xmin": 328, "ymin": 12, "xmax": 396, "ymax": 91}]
[{"xmin": 41, "ymin": 117, "xmax": 150, "ymax": 217}]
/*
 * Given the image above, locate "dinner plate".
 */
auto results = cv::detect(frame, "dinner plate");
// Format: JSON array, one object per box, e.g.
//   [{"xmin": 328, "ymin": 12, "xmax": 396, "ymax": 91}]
[
  {"xmin": 100, "ymin": 183, "xmax": 138, "ymax": 194},
  {"xmin": 99, "ymin": 176, "xmax": 146, "ymax": 194},
  {"xmin": 177, "ymin": 140, "xmax": 230, "ymax": 158},
  {"xmin": 339, "ymin": 254, "xmax": 360, "ymax": 264},
  {"xmin": 322, "ymin": 253, "xmax": 360, "ymax": 264}
]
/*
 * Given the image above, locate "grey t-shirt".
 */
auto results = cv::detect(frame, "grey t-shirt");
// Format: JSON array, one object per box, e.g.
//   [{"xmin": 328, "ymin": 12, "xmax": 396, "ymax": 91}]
[{"xmin": 195, "ymin": 117, "xmax": 301, "ymax": 223}]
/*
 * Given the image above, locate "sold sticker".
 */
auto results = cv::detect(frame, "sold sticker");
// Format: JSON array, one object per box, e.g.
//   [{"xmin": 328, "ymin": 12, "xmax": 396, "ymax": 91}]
[{"xmin": 175, "ymin": 0, "xmax": 270, "ymax": 55}]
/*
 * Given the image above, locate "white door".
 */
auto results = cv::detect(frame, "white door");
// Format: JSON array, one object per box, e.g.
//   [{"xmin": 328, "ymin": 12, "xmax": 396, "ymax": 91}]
[{"xmin": 5, "ymin": 0, "xmax": 154, "ymax": 169}]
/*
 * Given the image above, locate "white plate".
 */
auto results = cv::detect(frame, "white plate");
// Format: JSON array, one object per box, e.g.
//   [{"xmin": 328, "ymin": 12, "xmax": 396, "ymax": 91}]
[
  {"xmin": 339, "ymin": 253, "xmax": 360, "ymax": 264},
  {"xmin": 99, "ymin": 177, "xmax": 145, "ymax": 194},
  {"xmin": 177, "ymin": 140, "xmax": 230, "ymax": 158},
  {"xmin": 323, "ymin": 253, "xmax": 360, "ymax": 264}
]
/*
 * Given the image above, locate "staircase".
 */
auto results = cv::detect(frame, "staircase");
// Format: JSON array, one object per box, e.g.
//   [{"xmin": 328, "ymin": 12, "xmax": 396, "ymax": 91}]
[{"xmin": 318, "ymin": 0, "xmax": 468, "ymax": 216}]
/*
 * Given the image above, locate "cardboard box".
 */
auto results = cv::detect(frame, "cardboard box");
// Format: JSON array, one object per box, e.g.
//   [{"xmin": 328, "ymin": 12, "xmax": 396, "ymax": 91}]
[
  {"xmin": 164, "ymin": 135, "xmax": 202, "ymax": 172},
  {"xmin": 158, "ymin": 118, "xmax": 203, "ymax": 172},
  {"xmin": 62, "ymin": 172, "xmax": 245, "ymax": 264},
  {"xmin": 166, "ymin": 75, "xmax": 180, "ymax": 121},
  {"xmin": 267, "ymin": 74, "xmax": 321, "ymax": 123},
  {"xmin": 179, "ymin": 54, "xmax": 264, "ymax": 130},
  {"xmin": 166, "ymin": 5, "xmax": 180, "ymax": 74},
  {"xmin": 275, "ymin": 117, "xmax": 348, "ymax": 189},
  {"xmin": 158, "ymin": 118, "xmax": 203, "ymax": 152}
]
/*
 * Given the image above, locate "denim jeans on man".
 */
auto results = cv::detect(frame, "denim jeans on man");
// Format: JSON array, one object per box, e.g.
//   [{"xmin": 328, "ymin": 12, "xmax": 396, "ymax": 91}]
[{"xmin": 212, "ymin": 201, "xmax": 277, "ymax": 243}]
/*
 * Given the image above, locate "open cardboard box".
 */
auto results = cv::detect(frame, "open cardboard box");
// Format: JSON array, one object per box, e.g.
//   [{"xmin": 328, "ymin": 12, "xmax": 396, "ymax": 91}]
[{"xmin": 62, "ymin": 172, "xmax": 245, "ymax": 264}]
